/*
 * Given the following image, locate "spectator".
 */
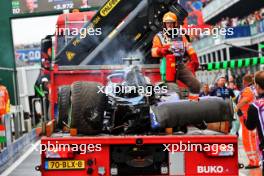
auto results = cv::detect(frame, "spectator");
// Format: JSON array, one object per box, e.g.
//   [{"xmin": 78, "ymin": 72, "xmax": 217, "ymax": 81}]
[
  {"xmin": 189, "ymin": 0, "xmax": 203, "ymax": 11},
  {"xmin": 255, "ymin": 11, "xmax": 262, "ymax": 21},
  {"xmin": 231, "ymin": 17, "xmax": 238, "ymax": 27},
  {"xmin": 228, "ymin": 81, "xmax": 239, "ymax": 92},
  {"xmin": 209, "ymin": 84, "xmax": 215, "ymax": 92},
  {"xmin": 0, "ymin": 79, "xmax": 10, "ymax": 118},
  {"xmin": 244, "ymin": 71, "xmax": 264, "ymax": 174},
  {"xmin": 210, "ymin": 76, "xmax": 235, "ymax": 99},
  {"xmin": 226, "ymin": 17, "xmax": 232, "ymax": 27},
  {"xmin": 236, "ymin": 74, "xmax": 260, "ymax": 169},
  {"xmin": 260, "ymin": 8, "xmax": 264, "ymax": 19},
  {"xmin": 0, "ymin": 79, "xmax": 10, "ymax": 150},
  {"xmin": 228, "ymin": 75, "xmax": 236, "ymax": 83},
  {"xmin": 81, "ymin": 0, "xmax": 90, "ymax": 8},
  {"xmin": 248, "ymin": 14, "xmax": 256, "ymax": 25},
  {"xmin": 199, "ymin": 83, "xmax": 210, "ymax": 97},
  {"xmin": 228, "ymin": 81, "xmax": 240, "ymax": 136},
  {"xmin": 220, "ymin": 17, "xmax": 228, "ymax": 28}
]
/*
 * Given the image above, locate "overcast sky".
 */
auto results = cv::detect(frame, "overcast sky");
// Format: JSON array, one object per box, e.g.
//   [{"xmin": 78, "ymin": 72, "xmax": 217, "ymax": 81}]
[{"xmin": 11, "ymin": 15, "xmax": 58, "ymax": 45}]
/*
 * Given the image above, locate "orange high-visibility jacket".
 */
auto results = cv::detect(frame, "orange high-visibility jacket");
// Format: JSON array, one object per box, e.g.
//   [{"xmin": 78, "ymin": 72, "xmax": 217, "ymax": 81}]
[
  {"xmin": 0, "ymin": 85, "xmax": 10, "ymax": 116},
  {"xmin": 239, "ymin": 86, "xmax": 260, "ymax": 166},
  {"xmin": 151, "ymin": 32, "xmax": 199, "ymax": 72},
  {"xmin": 239, "ymin": 86, "xmax": 256, "ymax": 117}
]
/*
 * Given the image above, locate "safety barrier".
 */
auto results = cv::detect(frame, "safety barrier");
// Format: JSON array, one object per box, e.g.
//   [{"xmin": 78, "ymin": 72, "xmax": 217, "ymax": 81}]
[
  {"xmin": 0, "ymin": 111, "xmax": 24, "ymax": 150},
  {"xmin": 0, "ymin": 91, "xmax": 48, "ymax": 151},
  {"xmin": 0, "ymin": 113, "xmax": 41, "ymax": 173}
]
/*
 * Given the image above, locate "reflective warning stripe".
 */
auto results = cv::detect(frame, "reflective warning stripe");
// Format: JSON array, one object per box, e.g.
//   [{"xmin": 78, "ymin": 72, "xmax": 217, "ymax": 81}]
[
  {"xmin": 248, "ymin": 130, "xmax": 254, "ymax": 159},
  {"xmin": 157, "ymin": 32, "xmax": 167, "ymax": 45},
  {"xmin": 246, "ymin": 151, "xmax": 258, "ymax": 155},
  {"xmin": 247, "ymin": 155, "xmax": 257, "ymax": 159}
]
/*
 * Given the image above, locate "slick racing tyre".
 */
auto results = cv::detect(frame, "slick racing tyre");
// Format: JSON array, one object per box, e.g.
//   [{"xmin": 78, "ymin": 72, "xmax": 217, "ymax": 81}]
[
  {"xmin": 70, "ymin": 81, "xmax": 106, "ymax": 135},
  {"xmin": 57, "ymin": 85, "xmax": 71, "ymax": 129}
]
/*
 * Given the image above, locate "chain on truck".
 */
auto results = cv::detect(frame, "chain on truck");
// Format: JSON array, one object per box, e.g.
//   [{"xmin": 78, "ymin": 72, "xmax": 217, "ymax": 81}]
[{"xmin": 35, "ymin": 0, "xmax": 238, "ymax": 175}]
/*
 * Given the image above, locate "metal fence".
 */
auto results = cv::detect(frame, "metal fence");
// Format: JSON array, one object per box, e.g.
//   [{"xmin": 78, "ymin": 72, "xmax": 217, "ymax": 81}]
[
  {"xmin": 0, "ymin": 113, "xmax": 39, "ymax": 172},
  {"xmin": 0, "ymin": 98, "xmax": 47, "ymax": 151}
]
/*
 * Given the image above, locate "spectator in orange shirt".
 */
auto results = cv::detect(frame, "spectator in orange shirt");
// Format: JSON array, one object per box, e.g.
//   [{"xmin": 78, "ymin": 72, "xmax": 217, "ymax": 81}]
[{"xmin": 236, "ymin": 74, "xmax": 260, "ymax": 169}]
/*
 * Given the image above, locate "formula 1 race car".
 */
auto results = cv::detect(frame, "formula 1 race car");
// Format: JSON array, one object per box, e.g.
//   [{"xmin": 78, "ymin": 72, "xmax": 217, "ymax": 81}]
[{"xmin": 56, "ymin": 57, "xmax": 234, "ymax": 135}]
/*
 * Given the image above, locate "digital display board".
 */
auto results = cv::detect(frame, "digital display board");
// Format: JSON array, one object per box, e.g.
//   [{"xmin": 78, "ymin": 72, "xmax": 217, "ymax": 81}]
[
  {"xmin": 16, "ymin": 48, "xmax": 41, "ymax": 63},
  {"xmin": 12, "ymin": 0, "xmax": 95, "ymax": 14}
]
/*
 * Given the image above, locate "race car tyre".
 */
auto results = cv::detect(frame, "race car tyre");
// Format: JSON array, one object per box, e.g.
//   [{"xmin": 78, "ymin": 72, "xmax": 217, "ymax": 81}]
[
  {"xmin": 57, "ymin": 85, "xmax": 71, "ymax": 129},
  {"xmin": 152, "ymin": 97, "xmax": 234, "ymax": 129},
  {"xmin": 70, "ymin": 81, "xmax": 106, "ymax": 135}
]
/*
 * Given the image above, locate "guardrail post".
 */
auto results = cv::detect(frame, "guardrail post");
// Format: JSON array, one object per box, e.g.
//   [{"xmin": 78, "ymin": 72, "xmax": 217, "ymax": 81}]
[
  {"xmin": 12, "ymin": 105, "xmax": 23, "ymax": 139},
  {"xmin": 4, "ymin": 114, "xmax": 12, "ymax": 147}
]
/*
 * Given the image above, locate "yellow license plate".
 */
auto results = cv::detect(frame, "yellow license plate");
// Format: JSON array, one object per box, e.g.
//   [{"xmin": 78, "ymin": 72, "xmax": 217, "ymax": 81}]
[{"xmin": 45, "ymin": 160, "xmax": 85, "ymax": 170}]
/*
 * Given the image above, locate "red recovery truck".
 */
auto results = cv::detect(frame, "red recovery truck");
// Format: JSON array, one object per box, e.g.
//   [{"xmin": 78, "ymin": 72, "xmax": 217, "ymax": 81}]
[{"xmin": 36, "ymin": 0, "xmax": 238, "ymax": 175}]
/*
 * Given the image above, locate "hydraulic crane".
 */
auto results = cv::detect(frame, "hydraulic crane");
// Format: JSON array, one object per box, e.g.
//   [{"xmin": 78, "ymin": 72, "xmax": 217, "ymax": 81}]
[{"xmin": 55, "ymin": 0, "xmax": 188, "ymax": 65}]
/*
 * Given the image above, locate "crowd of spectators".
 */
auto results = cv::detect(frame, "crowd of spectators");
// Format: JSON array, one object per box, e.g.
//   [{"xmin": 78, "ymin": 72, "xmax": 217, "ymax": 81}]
[
  {"xmin": 200, "ymin": 73, "xmax": 264, "ymax": 170},
  {"xmin": 215, "ymin": 8, "xmax": 264, "ymax": 28},
  {"xmin": 191, "ymin": 7, "xmax": 264, "ymax": 41},
  {"xmin": 199, "ymin": 75, "xmax": 238, "ymax": 99}
]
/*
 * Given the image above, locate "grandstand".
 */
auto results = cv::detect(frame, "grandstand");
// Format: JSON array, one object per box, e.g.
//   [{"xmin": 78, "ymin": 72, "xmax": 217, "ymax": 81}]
[{"xmin": 193, "ymin": 0, "xmax": 264, "ymax": 86}]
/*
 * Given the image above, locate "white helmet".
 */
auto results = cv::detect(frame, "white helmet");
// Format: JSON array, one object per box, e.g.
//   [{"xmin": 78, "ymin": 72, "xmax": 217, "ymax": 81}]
[{"xmin": 41, "ymin": 77, "xmax": 49, "ymax": 83}]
